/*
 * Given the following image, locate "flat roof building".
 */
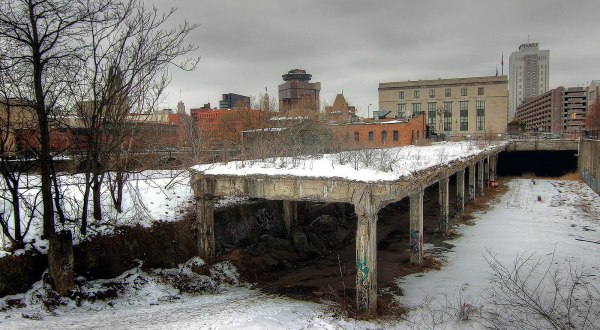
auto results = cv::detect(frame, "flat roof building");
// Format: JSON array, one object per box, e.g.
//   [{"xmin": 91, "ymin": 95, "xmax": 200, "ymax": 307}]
[
  {"xmin": 219, "ymin": 93, "xmax": 250, "ymax": 110},
  {"xmin": 379, "ymin": 76, "xmax": 508, "ymax": 138}
]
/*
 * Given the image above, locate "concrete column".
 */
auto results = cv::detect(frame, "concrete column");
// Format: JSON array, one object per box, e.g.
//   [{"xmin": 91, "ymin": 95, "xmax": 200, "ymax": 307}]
[
  {"xmin": 355, "ymin": 209, "xmax": 378, "ymax": 314},
  {"xmin": 489, "ymin": 155, "xmax": 496, "ymax": 182},
  {"xmin": 439, "ymin": 177, "xmax": 449, "ymax": 235},
  {"xmin": 409, "ymin": 191, "xmax": 424, "ymax": 264},
  {"xmin": 196, "ymin": 198, "xmax": 215, "ymax": 264},
  {"xmin": 478, "ymin": 160, "xmax": 485, "ymax": 196},
  {"xmin": 456, "ymin": 170, "xmax": 465, "ymax": 214},
  {"xmin": 468, "ymin": 164, "xmax": 476, "ymax": 201},
  {"xmin": 485, "ymin": 157, "xmax": 490, "ymax": 183},
  {"xmin": 282, "ymin": 200, "xmax": 297, "ymax": 238}
]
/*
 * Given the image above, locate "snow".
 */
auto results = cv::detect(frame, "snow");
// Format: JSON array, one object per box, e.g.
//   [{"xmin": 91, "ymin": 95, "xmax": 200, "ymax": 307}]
[
  {"xmin": 0, "ymin": 170, "xmax": 195, "ymax": 256},
  {"xmin": 1, "ymin": 178, "xmax": 598, "ymax": 329},
  {"xmin": 192, "ymin": 140, "xmax": 506, "ymax": 182}
]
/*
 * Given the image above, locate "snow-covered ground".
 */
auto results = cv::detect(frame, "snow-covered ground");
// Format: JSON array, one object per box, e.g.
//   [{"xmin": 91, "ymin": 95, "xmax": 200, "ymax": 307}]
[
  {"xmin": 1, "ymin": 178, "xmax": 598, "ymax": 329},
  {"xmin": 192, "ymin": 141, "xmax": 505, "ymax": 182},
  {"xmin": 0, "ymin": 170, "xmax": 193, "ymax": 257}
]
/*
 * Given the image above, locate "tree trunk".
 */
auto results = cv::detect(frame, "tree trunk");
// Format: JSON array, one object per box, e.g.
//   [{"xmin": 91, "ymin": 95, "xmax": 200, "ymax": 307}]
[
  {"xmin": 47, "ymin": 230, "xmax": 74, "ymax": 295},
  {"xmin": 80, "ymin": 172, "xmax": 91, "ymax": 236},
  {"xmin": 11, "ymin": 179, "xmax": 22, "ymax": 245},
  {"xmin": 92, "ymin": 174, "xmax": 102, "ymax": 220}
]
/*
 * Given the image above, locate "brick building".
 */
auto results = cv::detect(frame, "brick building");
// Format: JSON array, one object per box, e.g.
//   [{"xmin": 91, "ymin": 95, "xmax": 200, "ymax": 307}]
[{"xmin": 331, "ymin": 115, "xmax": 425, "ymax": 149}]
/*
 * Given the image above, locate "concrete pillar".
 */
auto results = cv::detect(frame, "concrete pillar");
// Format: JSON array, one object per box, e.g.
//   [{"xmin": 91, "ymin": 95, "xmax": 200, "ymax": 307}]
[
  {"xmin": 196, "ymin": 198, "xmax": 215, "ymax": 264},
  {"xmin": 282, "ymin": 200, "xmax": 297, "ymax": 238},
  {"xmin": 485, "ymin": 157, "xmax": 490, "ymax": 182},
  {"xmin": 489, "ymin": 155, "xmax": 496, "ymax": 182},
  {"xmin": 456, "ymin": 170, "xmax": 465, "ymax": 214},
  {"xmin": 409, "ymin": 191, "xmax": 424, "ymax": 264},
  {"xmin": 355, "ymin": 208, "xmax": 378, "ymax": 314},
  {"xmin": 468, "ymin": 164, "xmax": 476, "ymax": 201},
  {"xmin": 439, "ymin": 177, "xmax": 449, "ymax": 235},
  {"xmin": 478, "ymin": 160, "xmax": 485, "ymax": 196}
]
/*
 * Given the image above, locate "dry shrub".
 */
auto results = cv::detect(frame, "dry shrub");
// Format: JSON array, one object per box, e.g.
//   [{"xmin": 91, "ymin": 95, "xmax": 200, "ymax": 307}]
[
  {"xmin": 558, "ymin": 171, "xmax": 581, "ymax": 181},
  {"xmin": 0, "ymin": 253, "xmax": 47, "ymax": 297},
  {"xmin": 74, "ymin": 217, "xmax": 197, "ymax": 280}
]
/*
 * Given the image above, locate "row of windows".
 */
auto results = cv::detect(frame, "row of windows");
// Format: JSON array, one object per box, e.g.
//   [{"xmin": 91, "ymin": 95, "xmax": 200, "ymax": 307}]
[
  {"xmin": 399, "ymin": 87, "xmax": 484, "ymax": 100},
  {"xmin": 405, "ymin": 100, "xmax": 486, "ymax": 132},
  {"xmin": 354, "ymin": 130, "xmax": 400, "ymax": 142},
  {"xmin": 399, "ymin": 100, "xmax": 484, "ymax": 113}
]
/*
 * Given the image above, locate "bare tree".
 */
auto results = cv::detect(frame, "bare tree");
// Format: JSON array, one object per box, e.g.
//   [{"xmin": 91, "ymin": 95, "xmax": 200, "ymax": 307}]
[
  {"xmin": 0, "ymin": 0, "xmax": 198, "ymax": 293},
  {"xmin": 483, "ymin": 250, "xmax": 600, "ymax": 329}
]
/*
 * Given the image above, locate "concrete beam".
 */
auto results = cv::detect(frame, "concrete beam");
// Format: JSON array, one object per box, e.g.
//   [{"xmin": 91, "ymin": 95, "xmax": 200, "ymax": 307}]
[
  {"xmin": 195, "ymin": 198, "xmax": 215, "ymax": 264},
  {"xmin": 456, "ymin": 170, "xmax": 465, "ymax": 214},
  {"xmin": 409, "ymin": 191, "xmax": 424, "ymax": 264},
  {"xmin": 282, "ymin": 200, "xmax": 297, "ymax": 238},
  {"xmin": 439, "ymin": 177, "xmax": 449, "ymax": 235},
  {"xmin": 506, "ymin": 139, "xmax": 578, "ymax": 151}
]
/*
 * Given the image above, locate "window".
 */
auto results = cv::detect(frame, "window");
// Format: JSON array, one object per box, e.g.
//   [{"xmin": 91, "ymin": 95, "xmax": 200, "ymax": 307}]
[
  {"xmin": 382, "ymin": 130, "xmax": 387, "ymax": 142},
  {"xmin": 461, "ymin": 88, "xmax": 467, "ymax": 96},
  {"xmin": 393, "ymin": 130, "xmax": 399, "ymax": 141},
  {"xmin": 476, "ymin": 100, "xmax": 485, "ymax": 131},
  {"xmin": 354, "ymin": 131, "xmax": 359, "ymax": 141},
  {"xmin": 414, "ymin": 90, "xmax": 420, "ymax": 99},
  {"xmin": 368, "ymin": 131, "xmax": 374, "ymax": 141},
  {"xmin": 429, "ymin": 89, "xmax": 435, "ymax": 98},
  {"xmin": 460, "ymin": 101, "xmax": 468, "ymax": 131},
  {"xmin": 399, "ymin": 91, "xmax": 404, "ymax": 99},
  {"xmin": 443, "ymin": 102, "xmax": 452, "ymax": 131},
  {"xmin": 427, "ymin": 102, "xmax": 437, "ymax": 129},
  {"xmin": 477, "ymin": 109, "xmax": 485, "ymax": 131},
  {"xmin": 445, "ymin": 88, "xmax": 451, "ymax": 97},
  {"xmin": 478, "ymin": 87, "xmax": 484, "ymax": 96},
  {"xmin": 397, "ymin": 103, "xmax": 406, "ymax": 117},
  {"xmin": 412, "ymin": 103, "xmax": 421, "ymax": 115}
]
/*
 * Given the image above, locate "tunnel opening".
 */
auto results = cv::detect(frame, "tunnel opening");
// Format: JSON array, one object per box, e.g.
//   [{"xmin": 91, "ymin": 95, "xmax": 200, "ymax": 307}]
[{"xmin": 497, "ymin": 150, "xmax": 578, "ymax": 177}]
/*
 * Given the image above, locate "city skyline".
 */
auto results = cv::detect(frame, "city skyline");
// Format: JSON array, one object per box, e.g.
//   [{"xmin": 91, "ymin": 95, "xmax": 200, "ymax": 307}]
[{"xmin": 148, "ymin": 0, "xmax": 600, "ymax": 117}]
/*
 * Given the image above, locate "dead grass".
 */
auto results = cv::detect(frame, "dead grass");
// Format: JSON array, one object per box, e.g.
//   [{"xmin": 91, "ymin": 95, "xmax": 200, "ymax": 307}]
[{"xmin": 557, "ymin": 171, "xmax": 581, "ymax": 181}]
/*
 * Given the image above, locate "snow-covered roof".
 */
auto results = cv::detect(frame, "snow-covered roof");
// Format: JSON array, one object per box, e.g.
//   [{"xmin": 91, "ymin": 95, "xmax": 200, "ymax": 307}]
[{"xmin": 192, "ymin": 141, "xmax": 506, "ymax": 183}]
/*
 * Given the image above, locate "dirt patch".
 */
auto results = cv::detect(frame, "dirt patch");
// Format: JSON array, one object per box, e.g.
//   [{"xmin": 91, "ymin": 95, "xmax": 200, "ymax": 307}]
[{"xmin": 227, "ymin": 178, "xmax": 510, "ymax": 313}]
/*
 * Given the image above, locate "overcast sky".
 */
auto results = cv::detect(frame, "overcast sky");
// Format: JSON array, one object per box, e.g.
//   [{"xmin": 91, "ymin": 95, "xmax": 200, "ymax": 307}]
[{"xmin": 149, "ymin": 0, "xmax": 600, "ymax": 116}]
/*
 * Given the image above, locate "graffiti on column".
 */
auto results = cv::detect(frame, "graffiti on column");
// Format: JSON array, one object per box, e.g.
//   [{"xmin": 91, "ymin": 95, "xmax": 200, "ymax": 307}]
[
  {"xmin": 456, "ymin": 194, "xmax": 464, "ymax": 211},
  {"xmin": 439, "ymin": 215, "xmax": 448, "ymax": 233},
  {"xmin": 357, "ymin": 258, "xmax": 369, "ymax": 283},
  {"xmin": 410, "ymin": 230, "xmax": 421, "ymax": 255},
  {"xmin": 469, "ymin": 185, "xmax": 475, "ymax": 201}
]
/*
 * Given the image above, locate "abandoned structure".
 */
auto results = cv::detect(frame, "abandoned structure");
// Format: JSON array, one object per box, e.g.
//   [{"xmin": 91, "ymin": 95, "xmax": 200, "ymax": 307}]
[{"xmin": 190, "ymin": 142, "xmax": 505, "ymax": 313}]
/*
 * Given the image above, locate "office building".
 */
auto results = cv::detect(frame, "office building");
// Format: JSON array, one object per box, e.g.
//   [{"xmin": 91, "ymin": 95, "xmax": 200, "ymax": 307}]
[
  {"xmin": 508, "ymin": 42, "xmax": 550, "ymax": 120},
  {"xmin": 379, "ymin": 76, "xmax": 508, "ymax": 137},
  {"xmin": 219, "ymin": 93, "xmax": 250, "ymax": 109}
]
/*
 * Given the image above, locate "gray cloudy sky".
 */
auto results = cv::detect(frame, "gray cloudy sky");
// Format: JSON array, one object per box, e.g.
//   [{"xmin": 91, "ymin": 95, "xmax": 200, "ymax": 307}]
[{"xmin": 150, "ymin": 0, "xmax": 600, "ymax": 116}]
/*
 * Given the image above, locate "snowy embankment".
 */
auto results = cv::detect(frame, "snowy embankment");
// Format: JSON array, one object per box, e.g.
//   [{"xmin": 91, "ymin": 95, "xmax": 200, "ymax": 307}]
[
  {"xmin": 1, "ymin": 170, "xmax": 193, "ymax": 257},
  {"xmin": 193, "ymin": 141, "xmax": 505, "ymax": 182},
  {"xmin": 1, "ymin": 178, "xmax": 598, "ymax": 329}
]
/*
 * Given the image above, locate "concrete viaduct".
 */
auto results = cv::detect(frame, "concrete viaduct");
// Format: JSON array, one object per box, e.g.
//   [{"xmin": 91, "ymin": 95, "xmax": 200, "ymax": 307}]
[{"xmin": 189, "ymin": 142, "xmax": 511, "ymax": 313}]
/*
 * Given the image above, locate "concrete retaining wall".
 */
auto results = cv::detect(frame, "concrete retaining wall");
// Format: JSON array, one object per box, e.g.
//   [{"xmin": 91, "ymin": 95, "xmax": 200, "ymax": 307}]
[{"xmin": 579, "ymin": 139, "xmax": 600, "ymax": 195}]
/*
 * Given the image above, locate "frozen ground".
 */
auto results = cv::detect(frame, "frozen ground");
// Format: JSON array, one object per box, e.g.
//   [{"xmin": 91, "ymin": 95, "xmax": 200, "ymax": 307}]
[{"xmin": 1, "ymin": 178, "xmax": 599, "ymax": 329}]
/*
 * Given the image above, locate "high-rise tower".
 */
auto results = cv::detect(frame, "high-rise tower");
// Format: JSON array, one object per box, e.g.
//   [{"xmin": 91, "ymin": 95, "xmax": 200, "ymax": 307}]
[{"xmin": 508, "ymin": 42, "xmax": 550, "ymax": 120}]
